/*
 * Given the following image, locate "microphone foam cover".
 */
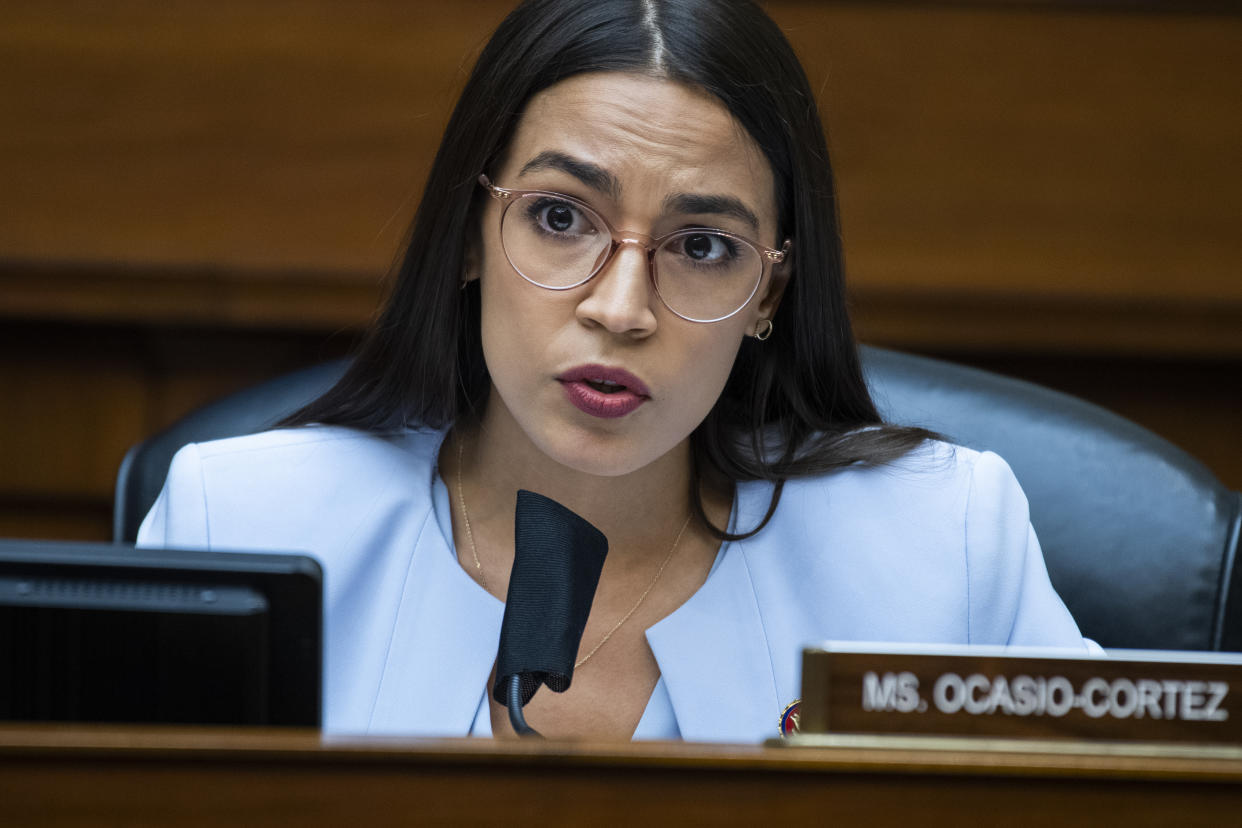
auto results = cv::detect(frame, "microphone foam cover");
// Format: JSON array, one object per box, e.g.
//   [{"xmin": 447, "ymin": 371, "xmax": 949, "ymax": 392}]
[{"xmin": 493, "ymin": 490, "xmax": 608, "ymax": 707}]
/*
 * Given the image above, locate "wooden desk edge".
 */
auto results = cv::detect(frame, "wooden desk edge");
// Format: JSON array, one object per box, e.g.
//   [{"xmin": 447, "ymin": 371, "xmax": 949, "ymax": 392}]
[{"xmin": 3, "ymin": 724, "xmax": 1242, "ymax": 784}]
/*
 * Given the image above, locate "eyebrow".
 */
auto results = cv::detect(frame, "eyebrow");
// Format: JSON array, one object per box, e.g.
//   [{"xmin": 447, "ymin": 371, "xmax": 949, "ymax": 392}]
[
  {"xmin": 662, "ymin": 193, "xmax": 761, "ymax": 234},
  {"xmin": 517, "ymin": 150, "xmax": 762, "ymax": 234},
  {"xmin": 518, "ymin": 151, "xmax": 621, "ymax": 200}
]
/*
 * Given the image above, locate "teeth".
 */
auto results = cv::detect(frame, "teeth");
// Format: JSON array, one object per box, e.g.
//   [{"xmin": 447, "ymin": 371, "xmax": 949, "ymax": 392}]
[{"xmin": 585, "ymin": 378, "xmax": 625, "ymax": 393}]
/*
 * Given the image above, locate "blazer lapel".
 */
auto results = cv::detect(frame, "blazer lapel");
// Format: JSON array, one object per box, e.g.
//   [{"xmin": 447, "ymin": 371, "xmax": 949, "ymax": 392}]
[
  {"xmin": 646, "ymin": 538, "xmax": 781, "ymax": 743},
  {"xmin": 367, "ymin": 509, "xmax": 504, "ymax": 736}
]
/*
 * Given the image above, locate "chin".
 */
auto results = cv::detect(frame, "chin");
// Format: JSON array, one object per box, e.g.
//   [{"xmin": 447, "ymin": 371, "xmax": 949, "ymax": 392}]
[
  {"xmin": 546, "ymin": 443, "xmax": 649, "ymax": 479},
  {"xmin": 537, "ymin": 427, "xmax": 663, "ymax": 480}
]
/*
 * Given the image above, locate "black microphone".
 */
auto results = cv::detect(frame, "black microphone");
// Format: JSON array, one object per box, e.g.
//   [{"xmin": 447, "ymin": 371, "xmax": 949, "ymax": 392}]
[{"xmin": 493, "ymin": 489, "xmax": 608, "ymax": 737}]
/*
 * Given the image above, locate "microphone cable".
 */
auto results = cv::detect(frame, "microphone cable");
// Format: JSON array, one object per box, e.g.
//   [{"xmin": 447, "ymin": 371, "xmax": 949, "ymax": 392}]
[{"xmin": 506, "ymin": 674, "xmax": 542, "ymax": 738}]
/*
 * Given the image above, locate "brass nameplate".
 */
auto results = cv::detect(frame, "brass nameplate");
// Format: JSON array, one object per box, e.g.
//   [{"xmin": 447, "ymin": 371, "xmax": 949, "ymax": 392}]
[{"xmin": 799, "ymin": 643, "xmax": 1242, "ymax": 744}]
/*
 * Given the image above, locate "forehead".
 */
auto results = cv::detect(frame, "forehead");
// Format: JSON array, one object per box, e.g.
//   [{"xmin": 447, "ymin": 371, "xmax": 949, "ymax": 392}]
[{"xmin": 500, "ymin": 73, "xmax": 776, "ymax": 222}]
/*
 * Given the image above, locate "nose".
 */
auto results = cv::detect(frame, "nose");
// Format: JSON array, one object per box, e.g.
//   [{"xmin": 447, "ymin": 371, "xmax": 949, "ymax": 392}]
[{"xmin": 574, "ymin": 241, "xmax": 659, "ymax": 337}]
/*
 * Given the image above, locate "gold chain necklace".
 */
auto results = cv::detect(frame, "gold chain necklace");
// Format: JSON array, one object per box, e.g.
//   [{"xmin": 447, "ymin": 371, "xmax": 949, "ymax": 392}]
[
  {"xmin": 455, "ymin": 438, "xmax": 489, "ymax": 592},
  {"xmin": 454, "ymin": 438, "xmax": 692, "ymax": 669}
]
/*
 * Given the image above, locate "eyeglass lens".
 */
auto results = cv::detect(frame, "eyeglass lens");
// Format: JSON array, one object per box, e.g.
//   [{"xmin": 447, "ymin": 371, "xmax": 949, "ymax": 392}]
[{"xmin": 500, "ymin": 193, "xmax": 764, "ymax": 322}]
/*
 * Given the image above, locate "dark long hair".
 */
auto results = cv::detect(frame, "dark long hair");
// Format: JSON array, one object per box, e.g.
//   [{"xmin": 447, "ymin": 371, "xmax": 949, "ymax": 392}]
[{"xmin": 285, "ymin": 0, "xmax": 934, "ymax": 538}]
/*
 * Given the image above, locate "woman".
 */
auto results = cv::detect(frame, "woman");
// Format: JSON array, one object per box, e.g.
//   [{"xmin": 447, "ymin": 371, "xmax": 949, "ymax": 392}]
[{"xmin": 138, "ymin": 0, "xmax": 1091, "ymax": 742}]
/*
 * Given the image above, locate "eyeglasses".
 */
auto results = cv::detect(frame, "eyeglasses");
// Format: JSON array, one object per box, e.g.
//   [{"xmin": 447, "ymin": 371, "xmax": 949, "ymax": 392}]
[{"xmin": 478, "ymin": 175, "xmax": 789, "ymax": 323}]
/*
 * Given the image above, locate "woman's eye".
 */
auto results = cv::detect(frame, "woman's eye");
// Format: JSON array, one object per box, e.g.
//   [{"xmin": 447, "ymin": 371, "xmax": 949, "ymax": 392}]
[
  {"xmin": 527, "ymin": 198, "xmax": 593, "ymax": 236},
  {"xmin": 676, "ymin": 232, "xmax": 738, "ymax": 263},
  {"xmin": 544, "ymin": 204, "xmax": 575, "ymax": 232}
]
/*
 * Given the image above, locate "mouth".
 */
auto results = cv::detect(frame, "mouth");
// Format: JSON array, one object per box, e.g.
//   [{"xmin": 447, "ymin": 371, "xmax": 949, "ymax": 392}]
[{"xmin": 556, "ymin": 364, "xmax": 651, "ymax": 419}]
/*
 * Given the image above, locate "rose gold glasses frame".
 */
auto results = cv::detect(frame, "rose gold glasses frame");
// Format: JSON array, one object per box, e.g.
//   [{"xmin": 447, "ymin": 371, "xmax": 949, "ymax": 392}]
[{"xmin": 478, "ymin": 175, "xmax": 790, "ymax": 323}]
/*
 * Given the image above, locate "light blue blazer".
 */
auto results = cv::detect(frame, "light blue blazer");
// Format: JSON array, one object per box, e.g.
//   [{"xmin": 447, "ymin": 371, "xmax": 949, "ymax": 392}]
[{"xmin": 137, "ymin": 425, "xmax": 1092, "ymax": 743}]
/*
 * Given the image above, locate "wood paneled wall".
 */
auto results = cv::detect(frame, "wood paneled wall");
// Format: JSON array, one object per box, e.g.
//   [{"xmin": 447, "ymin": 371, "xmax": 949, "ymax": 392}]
[
  {"xmin": 2, "ymin": 1, "xmax": 1239, "ymax": 540},
  {"xmin": 0, "ymin": 321, "xmax": 358, "ymax": 540}
]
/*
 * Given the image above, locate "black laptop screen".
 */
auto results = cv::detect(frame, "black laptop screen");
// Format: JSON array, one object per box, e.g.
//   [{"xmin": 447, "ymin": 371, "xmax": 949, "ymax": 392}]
[{"xmin": 0, "ymin": 539, "xmax": 321, "ymax": 727}]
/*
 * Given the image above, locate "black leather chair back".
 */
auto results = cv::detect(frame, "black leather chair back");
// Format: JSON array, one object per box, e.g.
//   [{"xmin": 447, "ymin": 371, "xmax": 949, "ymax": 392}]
[{"xmin": 114, "ymin": 347, "xmax": 1242, "ymax": 651}]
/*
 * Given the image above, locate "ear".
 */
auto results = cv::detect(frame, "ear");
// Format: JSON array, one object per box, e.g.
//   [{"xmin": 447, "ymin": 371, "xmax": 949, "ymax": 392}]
[{"xmin": 754, "ymin": 246, "xmax": 792, "ymax": 322}]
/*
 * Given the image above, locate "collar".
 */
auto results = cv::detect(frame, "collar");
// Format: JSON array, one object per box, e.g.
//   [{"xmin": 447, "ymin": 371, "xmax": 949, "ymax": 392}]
[{"xmin": 644, "ymin": 480, "xmax": 782, "ymax": 743}]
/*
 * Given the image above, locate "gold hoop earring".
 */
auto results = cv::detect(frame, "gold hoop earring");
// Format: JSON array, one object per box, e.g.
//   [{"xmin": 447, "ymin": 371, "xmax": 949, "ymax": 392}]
[{"xmin": 752, "ymin": 319, "xmax": 774, "ymax": 341}]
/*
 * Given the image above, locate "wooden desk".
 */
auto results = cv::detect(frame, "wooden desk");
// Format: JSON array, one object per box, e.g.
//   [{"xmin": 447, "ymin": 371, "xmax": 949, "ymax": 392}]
[{"xmin": 2, "ymin": 726, "xmax": 1240, "ymax": 826}]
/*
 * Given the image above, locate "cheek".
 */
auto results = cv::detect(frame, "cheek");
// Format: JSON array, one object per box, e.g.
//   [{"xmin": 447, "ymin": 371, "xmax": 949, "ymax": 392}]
[
  {"xmin": 478, "ymin": 274, "xmax": 529, "ymax": 381},
  {"xmin": 477, "ymin": 258, "xmax": 564, "ymax": 398},
  {"xmin": 669, "ymin": 331, "xmax": 746, "ymax": 425}
]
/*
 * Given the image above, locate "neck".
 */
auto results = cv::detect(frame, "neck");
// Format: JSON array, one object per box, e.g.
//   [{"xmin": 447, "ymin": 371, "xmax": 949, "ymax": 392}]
[{"xmin": 454, "ymin": 401, "xmax": 703, "ymax": 561}]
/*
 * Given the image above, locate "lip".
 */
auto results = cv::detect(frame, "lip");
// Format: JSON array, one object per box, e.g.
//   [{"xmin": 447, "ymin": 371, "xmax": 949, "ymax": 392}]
[{"xmin": 556, "ymin": 364, "xmax": 651, "ymax": 419}]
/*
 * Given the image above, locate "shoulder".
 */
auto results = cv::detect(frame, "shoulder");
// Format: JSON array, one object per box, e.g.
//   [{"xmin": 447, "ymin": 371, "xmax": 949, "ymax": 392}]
[
  {"xmin": 167, "ymin": 425, "xmax": 444, "ymax": 508},
  {"xmin": 187, "ymin": 424, "xmax": 443, "ymax": 468},
  {"xmin": 737, "ymin": 438, "xmax": 1082, "ymax": 646},
  {"xmin": 737, "ymin": 439, "xmax": 1032, "ymax": 622},
  {"xmin": 748, "ymin": 440, "xmax": 1019, "ymax": 533},
  {"xmin": 139, "ymin": 425, "xmax": 447, "ymax": 551}
]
